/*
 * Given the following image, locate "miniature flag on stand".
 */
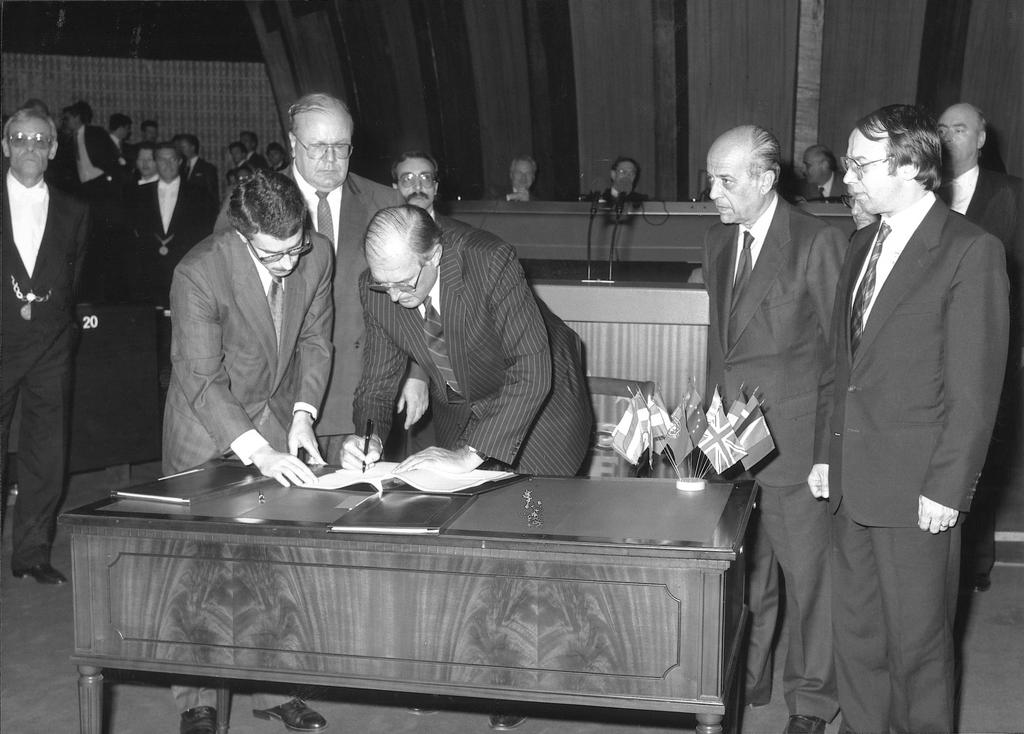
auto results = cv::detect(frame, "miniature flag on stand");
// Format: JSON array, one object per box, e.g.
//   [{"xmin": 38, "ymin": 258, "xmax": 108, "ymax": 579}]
[
  {"xmin": 698, "ymin": 389, "xmax": 747, "ymax": 473},
  {"xmin": 611, "ymin": 390, "xmax": 651, "ymax": 464},
  {"xmin": 735, "ymin": 395, "xmax": 775, "ymax": 469},
  {"xmin": 648, "ymin": 389, "xmax": 674, "ymax": 455},
  {"xmin": 662, "ymin": 401, "xmax": 692, "ymax": 465},
  {"xmin": 683, "ymin": 383, "xmax": 708, "ymax": 444}
]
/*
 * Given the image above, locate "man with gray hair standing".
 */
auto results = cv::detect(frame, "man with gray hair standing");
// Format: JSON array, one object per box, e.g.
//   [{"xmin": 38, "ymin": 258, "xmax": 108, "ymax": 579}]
[
  {"xmin": 282, "ymin": 93, "xmax": 427, "ymax": 457},
  {"xmin": 703, "ymin": 125, "xmax": 846, "ymax": 734}
]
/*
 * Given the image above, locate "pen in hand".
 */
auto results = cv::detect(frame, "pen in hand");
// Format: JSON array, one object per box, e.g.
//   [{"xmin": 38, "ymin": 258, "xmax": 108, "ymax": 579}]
[{"xmin": 362, "ymin": 419, "xmax": 373, "ymax": 474}]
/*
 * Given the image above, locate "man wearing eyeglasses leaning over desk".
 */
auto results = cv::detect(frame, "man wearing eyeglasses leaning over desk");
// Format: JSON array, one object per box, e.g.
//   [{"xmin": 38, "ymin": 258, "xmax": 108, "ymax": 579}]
[{"xmin": 163, "ymin": 169, "xmax": 332, "ymax": 734}]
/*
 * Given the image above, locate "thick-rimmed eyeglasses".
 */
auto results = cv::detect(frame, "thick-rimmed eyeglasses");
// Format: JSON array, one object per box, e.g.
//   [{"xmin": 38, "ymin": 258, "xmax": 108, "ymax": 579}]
[
  {"xmin": 841, "ymin": 155, "xmax": 891, "ymax": 180},
  {"xmin": 7, "ymin": 132, "xmax": 53, "ymax": 150},
  {"xmin": 245, "ymin": 231, "xmax": 313, "ymax": 264},
  {"xmin": 294, "ymin": 138, "xmax": 353, "ymax": 161},
  {"xmin": 367, "ymin": 262, "xmax": 426, "ymax": 294},
  {"xmin": 397, "ymin": 172, "xmax": 437, "ymax": 187}
]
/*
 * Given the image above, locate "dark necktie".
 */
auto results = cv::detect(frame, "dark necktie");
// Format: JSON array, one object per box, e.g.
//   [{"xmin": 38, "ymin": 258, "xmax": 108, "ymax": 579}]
[
  {"xmin": 422, "ymin": 296, "xmax": 460, "ymax": 394},
  {"xmin": 315, "ymin": 190, "xmax": 334, "ymax": 246},
  {"xmin": 268, "ymin": 276, "xmax": 284, "ymax": 348},
  {"xmin": 726, "ymin": 231, "xmax": 754, "ymax": 346},
  {"xmin": 849, "ymin": 222, "xmax": 891, "ymax": 356}
]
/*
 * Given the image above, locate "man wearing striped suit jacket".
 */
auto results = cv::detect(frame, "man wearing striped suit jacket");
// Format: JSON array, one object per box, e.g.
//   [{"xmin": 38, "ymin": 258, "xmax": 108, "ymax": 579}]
[{"xmin": 341, "ymin": 205, "xmax": 591, "ymax": 479}]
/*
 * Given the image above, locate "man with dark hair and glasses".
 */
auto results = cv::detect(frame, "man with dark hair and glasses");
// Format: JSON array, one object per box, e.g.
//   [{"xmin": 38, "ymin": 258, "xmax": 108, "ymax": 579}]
[
  {"xmin": 2, "ymin": 107, "xmax": 90, "ymax": 587},
  {"xmin": 162, "ymin": 169, "xmax": 332, "ymax": 733},
  {"xmin": 810, "ymin": 104, "xmax": 1008, "ymax": 734}
]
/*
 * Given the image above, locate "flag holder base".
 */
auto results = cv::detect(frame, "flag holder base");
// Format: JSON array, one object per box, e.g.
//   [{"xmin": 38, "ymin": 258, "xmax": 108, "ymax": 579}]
[{"xmin": 676, "ymin": 478, "xmax": 706, "ymax": 492}]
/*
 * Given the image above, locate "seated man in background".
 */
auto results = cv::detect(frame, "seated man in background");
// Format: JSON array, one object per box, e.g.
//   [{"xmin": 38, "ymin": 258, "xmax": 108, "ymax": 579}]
[
  {"xmin": 599, "ymin": 156, "xmax": 646, "ymax": 206},
  {"xmin": 164, "ymin": 170, "xmax": 332, "ymax": 734},
  {"xmin": 798, "ymin": 144, "xmax": 847, "ymax": 202},
  {"xmin": 266, "ymin": 140, "xmax": 290, "ymax": 172},
  {"xmin": 506, "ymin": 154, "xmax": 537, "ymax": 201}
]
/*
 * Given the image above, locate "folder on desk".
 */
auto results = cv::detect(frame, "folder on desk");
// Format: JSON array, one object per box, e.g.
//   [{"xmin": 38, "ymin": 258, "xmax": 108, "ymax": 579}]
[{"xmin": 328, "ymin": 491, "xmax": 473, "ymax": 534}]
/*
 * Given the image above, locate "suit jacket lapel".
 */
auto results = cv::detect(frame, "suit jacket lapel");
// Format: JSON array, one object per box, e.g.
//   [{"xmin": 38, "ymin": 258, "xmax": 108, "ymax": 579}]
[
  {"xmin": 842, "ymin": 224, "xmax": 877, "ymax": 360},
  {"xmin": 727, "ymin": 202, "xmax": 790, "ymax": 352},
  {"xmin": 708, "ymin": 228, "xmax": 735, "ymax": 353},
  {"xmin": 853, "ymin": 201, "xmax": 946, "ymax": 363},
  {"xmin": 274, "ymin": 267, "xmax": 307, "ymax": 386},
  {"xmin": 437, "ymin": 239, "xmax": 469, "ymax": 397},
  {"xmin": 228, "ymin": 242, "xmax": 279, "ymax": 371},
  {"xmin": 2, "ymin": 191, "xmax": 32, "ymax": 286}
]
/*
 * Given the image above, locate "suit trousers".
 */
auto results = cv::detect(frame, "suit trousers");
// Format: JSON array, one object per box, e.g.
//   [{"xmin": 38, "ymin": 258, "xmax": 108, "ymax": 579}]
[
  {"xmin": 0, "ymin": 328, "xmax": 72, "ymax": 568},
  {"xmin": 745, "ymin": 481, "xmax": 837, "ymax": 720},
  {"xmin": 832, "ymin": 501, "xmax": 961, "ymax": 734}
]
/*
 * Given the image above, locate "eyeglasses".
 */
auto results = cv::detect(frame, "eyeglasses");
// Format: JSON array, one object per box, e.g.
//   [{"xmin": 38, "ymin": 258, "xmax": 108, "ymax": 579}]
[
  {"xmin": 841, "ymin": 155, "xmax": 891, "ymax": 180},
  {"xmin": 245, "ymin": 231, "xmax": 314, "ymax": 264},
  {"xmin": 367, "ymin": 262, "xmax": 426, "ymax": 294},
  {"xmin": 7, "ymin": 132, "xmax": 53, "ymax": 150},
  {"xmin": 397, "ymin": 172, "xmax": 437, "ymax": 187},
  {"xmin": 294, "ymin": 138, "xmax": 353, "ymax": 161}
]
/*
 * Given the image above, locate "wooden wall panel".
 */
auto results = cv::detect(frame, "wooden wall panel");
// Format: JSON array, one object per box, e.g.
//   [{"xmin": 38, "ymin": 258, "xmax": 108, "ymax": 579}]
[
  {"xmin": 818, "ymin": 0, "xmax": 927, "ymax": 159},
  {"xmin": 961, "ymin": 0, "xmax": 1023, "ymax": 176},
  {"xmin": 687, "ymin": 0, "xmax": 800, "ymax": 186},
  {"xmin": 462, "ymin": 1, "xmax": 534, "ymax": 200},
  {"xmin": 569, "ymin": 0, "xmax": 659, "ymax": 198}
]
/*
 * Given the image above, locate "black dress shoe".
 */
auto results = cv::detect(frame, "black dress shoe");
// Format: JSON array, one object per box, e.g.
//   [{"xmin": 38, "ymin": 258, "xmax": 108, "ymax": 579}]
[
  {"xmin": 972, "ymin": 572, "xmax": 992, "ymax": 592},
  {"xmin": 489, "ymin": 712, "xmax": 527, "ymax": 731},
  {"xmin": 785, "ymin": 714, "xmax": 827, "ymax": 734},
  {"xmin": 180, "ymin": 706, "xmax": 217, "ymax": 734},
  {"xmin": 12, "ymin": 563, "xmax": 67, "ymax": 585},
  {"xmin": 253, "ymin": 698, "xmax": 327, "ymax": 731}
]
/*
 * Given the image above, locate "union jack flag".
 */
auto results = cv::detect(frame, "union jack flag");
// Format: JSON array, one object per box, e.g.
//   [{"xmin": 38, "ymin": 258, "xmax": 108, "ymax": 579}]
[{"xmin": 698, "ymin": 388, "xmax": 747, "ymax": 473}]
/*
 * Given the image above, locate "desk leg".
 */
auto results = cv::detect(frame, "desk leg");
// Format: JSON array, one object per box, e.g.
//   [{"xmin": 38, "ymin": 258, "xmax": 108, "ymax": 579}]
[
  {"xmin": 77, "ymin": 665, "xmax": 103, "ymax": 734},
  {"xmin": 696, "ymin": 713, "xmax": 723, "ymax": 734},
  {"xmin": 216, "ymin": 687, "xmax": 231, "ymax": 734}
]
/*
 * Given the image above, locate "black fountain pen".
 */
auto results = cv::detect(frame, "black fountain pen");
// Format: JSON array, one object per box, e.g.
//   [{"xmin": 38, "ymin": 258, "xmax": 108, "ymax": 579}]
[{"xmin": 362, "ymin": 419, "xmax": 373, "ymax": 474}]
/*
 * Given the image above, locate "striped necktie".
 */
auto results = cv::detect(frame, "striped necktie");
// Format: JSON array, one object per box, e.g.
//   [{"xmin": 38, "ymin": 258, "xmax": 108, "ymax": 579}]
[
  {"xmin": 849, "ymin": 222, "xmax": 891, "ymax": 356},
  {"xmin": 727, "ymin": 230, "xmax": 754, "ymax": 346},
  {"xmin": 315, "ymin": 190, "xmax": 334, "ymax": 246},
  {"xmin": 422, "ymin": 296, "xmax": 460, "ymax": 394}
]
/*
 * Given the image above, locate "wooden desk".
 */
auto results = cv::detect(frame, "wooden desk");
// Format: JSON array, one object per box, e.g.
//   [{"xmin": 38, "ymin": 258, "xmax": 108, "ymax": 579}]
[{"xmin": 61, "ymin": 471, "xmax": 754, "ymax": 734}]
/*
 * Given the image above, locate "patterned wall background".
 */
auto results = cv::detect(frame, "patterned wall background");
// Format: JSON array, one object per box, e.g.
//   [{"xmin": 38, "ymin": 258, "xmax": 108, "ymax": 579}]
[{"xmin": 2, "ymin": 53, "xmax": 285, "ymax": 200}]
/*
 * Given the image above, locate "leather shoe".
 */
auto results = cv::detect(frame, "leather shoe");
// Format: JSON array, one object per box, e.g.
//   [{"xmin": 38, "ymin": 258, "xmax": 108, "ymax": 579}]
[
  {"xmin": 489, "ymin": 712, "xmax": 527, "ymax": 730},
  {"xmin": 180, "ymin": 706, "xmax": 217, "ymax": 734},
  {"xmin": 785, "ymin": 714, "xmax": 826, "ymax": 734},
  {"xmin": 12, "ymin": 563, "xmax": 67, "ymax": 585},
  {"xmin": 253, "ymin": 698, "xmax": 327, "ymax": 731},
  {"xmin": 972, "ymin": 573, "xmax": 992, "ymax": 592}
]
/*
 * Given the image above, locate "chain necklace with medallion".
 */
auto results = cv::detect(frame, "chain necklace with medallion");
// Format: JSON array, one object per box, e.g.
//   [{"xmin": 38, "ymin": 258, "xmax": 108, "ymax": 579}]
[{"xmin": 11, "ymin": 275, "xmax": 51, "ymax": 321}]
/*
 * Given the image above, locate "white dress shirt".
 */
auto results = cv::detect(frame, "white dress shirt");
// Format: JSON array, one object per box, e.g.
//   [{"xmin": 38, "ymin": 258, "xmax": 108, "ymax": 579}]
[
  {"xmin": 851, "ymin": 192, "xmax": 936, "ymax": 322},
  {"xmin": 229, "ymin": 234, "xmax": 318, "ymax": 464},
  {"xmin": 6, "ymin": 171, "xmax": 49, "ymax": 277},
  {"xmin": 948, "ymin": 165, "xmax": 979, "ymax": 215},
  {"xmin": 293, "ymin": 165, "xmax": 342, "ymax": 251},
  {"xmin": 733, "ymin": 193, "xmax": 779, "ymax": 281},
  {"xmin": 157, "ymin": 177, "xmax": 180, "ymax": 234}
]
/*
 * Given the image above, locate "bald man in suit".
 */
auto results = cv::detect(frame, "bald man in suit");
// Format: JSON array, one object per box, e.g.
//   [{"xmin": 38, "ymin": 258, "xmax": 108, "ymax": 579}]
[
  {"xmin": 341, "ymin": 205, "xmax": 591, "ymax": 479},
  {"xmin": 704, "ymin": 125, "xmax": 845, "ymax": 734}
]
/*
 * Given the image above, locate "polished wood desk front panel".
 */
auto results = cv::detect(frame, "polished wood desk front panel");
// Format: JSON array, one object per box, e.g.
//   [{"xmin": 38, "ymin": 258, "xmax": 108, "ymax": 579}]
[{"xmin": 63, "ymin": 476, "xmax": 754, "ymax": 734}]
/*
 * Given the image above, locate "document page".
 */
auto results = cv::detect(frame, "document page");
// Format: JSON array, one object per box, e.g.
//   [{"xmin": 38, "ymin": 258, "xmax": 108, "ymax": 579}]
[{"xmin": 307, "ymin": 462, "xmax": 516, "ymax": 493}]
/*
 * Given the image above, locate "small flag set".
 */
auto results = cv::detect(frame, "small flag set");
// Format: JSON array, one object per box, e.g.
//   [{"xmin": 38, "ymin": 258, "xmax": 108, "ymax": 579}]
[{"xmin": 610, "ymin": 379, "xmax": 775, "ymax": 482}]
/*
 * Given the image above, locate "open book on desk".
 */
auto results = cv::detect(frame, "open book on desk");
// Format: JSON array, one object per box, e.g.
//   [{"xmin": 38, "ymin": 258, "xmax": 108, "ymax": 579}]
[{"xmin": 305, "ymin": 462, "xmax": 517, "ymax": 494}]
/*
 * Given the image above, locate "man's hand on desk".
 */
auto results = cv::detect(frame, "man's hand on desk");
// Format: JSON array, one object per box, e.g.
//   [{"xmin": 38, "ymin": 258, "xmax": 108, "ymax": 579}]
[
  {"xmin": 288, "ymin": 411, "xmax": 325, "ymax": 465},
  {"xmin": 339, "ymin": 433, "xmax": 383, "ymax": 471},
  {"xmin": 251, "ymin": 445, "xmax": 319, "ymax": 487},
  {"xmin": 395, "ymin": 446, "xmax": 484, "ymax": 474}
]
